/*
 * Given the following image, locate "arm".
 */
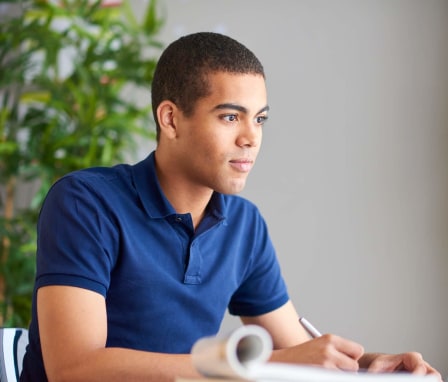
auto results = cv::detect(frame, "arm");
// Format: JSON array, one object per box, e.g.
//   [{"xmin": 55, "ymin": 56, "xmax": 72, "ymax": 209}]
[
  {"xmin": 38, "ymin": 285, "xmax": 200, "ymax": 382},
  {"xmin": 240, "ymin": 300, "xmax": 364, "ymax": 371},
  {"xmin": 241, "ymin": 300, "xmax": 442, "ymax": 380}
]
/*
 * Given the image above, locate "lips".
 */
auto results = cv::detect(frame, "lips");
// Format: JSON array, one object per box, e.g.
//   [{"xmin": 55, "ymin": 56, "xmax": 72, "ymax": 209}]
[{"xmin": 229, "ymin": 159, "xmax": 253, "ymax": 172}]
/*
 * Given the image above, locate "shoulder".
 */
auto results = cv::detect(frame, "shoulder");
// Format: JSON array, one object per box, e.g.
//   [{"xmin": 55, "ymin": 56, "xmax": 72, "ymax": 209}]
[
  {"xmin": 49, "ymin": 163, "xmax": 133, "ymax": 198},
  {"xmin": 222, "ymin": 193, "xmax": 262, "ymax": 216},
  {"xmin": 223, "ymin": 193, "xmax": 254, "ymax": 205},
  {"xmin": 221, "ymin": 194, "xmax": 268, "ymax": 232},
  {"xmin": 61, "ymin": 163, "xmax": 132, "ymax": 186},
  {"xmin": 40, "ymin": 164, "xmax": 137, "ymax": 220}
]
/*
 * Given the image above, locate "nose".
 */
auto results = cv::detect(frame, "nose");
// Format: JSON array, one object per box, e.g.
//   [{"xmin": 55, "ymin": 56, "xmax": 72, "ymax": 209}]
[{"xmin": 236, "ymin": 121, "xmax": 261, "ymax": 148}]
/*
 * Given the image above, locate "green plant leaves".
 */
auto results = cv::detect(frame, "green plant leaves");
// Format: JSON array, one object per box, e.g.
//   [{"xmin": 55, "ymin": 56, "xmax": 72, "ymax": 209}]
[{"xmin": 0, "ymin": 0, "xmax": 163, "ymax": 326}]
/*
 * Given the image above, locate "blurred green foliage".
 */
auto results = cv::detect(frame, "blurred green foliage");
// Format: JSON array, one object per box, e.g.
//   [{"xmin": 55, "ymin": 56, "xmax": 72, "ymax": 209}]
[{"xmin": 0, "ymin": 0, "xmax": 163, "ymax": 327}]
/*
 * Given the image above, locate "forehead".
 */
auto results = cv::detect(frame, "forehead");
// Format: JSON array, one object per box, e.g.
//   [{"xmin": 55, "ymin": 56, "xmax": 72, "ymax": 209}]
[{"xmin": 201, "ymin": 72, "xmax": 268, "ymax": 111}]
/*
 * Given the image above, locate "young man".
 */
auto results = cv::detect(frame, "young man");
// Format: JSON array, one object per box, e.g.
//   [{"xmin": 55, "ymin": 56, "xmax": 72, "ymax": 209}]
[{"xmin": 21, "ymin": 32, "xmax": 441, "ymax": 382}]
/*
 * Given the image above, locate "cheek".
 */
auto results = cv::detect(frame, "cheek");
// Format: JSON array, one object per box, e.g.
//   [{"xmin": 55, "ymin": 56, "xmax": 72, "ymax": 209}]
[
  {"xmin": 196, "ymin": 132, "xmax": 226, "ymax": 158},
  {"xmin": 201, "ymin": 141, "xmax": 224, "ymax": 163},
  {"xmin": 256, "ymin": 129, "xmax": 263, "ymax": 148}
]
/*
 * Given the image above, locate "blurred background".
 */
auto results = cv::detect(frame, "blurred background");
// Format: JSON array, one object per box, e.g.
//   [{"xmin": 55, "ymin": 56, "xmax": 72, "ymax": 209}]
[{"xmin": 130, "ymin": 0, "xmax": 448, "ymax": 374}]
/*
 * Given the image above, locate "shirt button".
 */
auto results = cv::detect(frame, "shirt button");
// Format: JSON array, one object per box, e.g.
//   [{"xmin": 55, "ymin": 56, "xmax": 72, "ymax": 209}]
[{"xmin": 175, "ymin": 216, "xmax": 182, "ymax": 222}]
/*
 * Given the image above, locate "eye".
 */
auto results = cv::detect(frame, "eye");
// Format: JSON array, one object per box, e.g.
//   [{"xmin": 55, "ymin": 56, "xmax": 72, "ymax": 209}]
[
  {"xmin": 222, "ymin": 114, "xmax": 238, "ymax": 123},
  {"xmin": 255, "ymin": 115, "xmax": 268, "ymax": 125}
]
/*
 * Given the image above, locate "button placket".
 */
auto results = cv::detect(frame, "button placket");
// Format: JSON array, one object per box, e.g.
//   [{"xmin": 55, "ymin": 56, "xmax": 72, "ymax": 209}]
[{"xmin": 183, "ymin": 239, "xmax": 202, "ymax": 284}]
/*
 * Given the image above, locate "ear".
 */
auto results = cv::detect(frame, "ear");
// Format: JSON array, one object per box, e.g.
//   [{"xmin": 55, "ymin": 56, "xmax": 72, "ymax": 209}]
[{"xmin": 157, "ymin": 100, "xmax": 179, "ymax": 140}]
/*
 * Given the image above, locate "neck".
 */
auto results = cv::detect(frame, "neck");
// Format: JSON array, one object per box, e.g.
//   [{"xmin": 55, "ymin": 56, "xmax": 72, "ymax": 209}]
[{"xmin": 154, "ymin": 152, "xmax": 213, "ymax": 230}]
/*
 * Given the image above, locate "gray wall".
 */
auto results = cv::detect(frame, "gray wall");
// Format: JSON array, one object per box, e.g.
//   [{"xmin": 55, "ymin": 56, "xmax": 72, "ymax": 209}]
[{"xmin": 132, "ymin": 0, "xmax": 448, "ymax": 375}]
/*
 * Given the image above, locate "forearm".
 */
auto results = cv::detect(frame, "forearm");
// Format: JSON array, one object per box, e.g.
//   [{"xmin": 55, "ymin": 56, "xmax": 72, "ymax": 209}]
[{"xmin": 46, "ymin": 347, "xmax": 200, "ymax": 382}]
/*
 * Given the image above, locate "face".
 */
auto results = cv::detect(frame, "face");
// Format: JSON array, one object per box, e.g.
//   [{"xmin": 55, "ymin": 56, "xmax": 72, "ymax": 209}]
[{"xmin": 172, "ymin": 72, "xmax": 268, "ymax": 195}]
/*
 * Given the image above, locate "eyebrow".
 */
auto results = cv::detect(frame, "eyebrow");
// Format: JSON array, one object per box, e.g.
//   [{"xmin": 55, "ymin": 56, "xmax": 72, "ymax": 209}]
[{"xmin": 213, "ymin": 103, "xmax": 270, "ymax": 115}]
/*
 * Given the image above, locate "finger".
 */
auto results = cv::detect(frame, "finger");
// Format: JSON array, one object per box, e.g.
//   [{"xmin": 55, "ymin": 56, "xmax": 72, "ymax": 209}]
[
  {"xmin": 422, "ymin": 361, "xmax": 443, "ymax": 382},
  {"xmin": 401, "ymin": 352, "xmax": 428, "ymax": 374},
  {"xmin": 409, "ymin": 364, "xmax": 428, "ymax": 375},
  {"xmin": 332, "ymin": 349, "xmax": 362, "ymax": 372},
  {"xmin": 330, "ymin": 335, "xmax": 365, "ymax": 361},
  {"xmin": 367, "ymin": 355, "xmax": 402, "ymax": 373},
  {"xmin": 317, "ymin": 335, "xmax": 363, "ymax": 371}
]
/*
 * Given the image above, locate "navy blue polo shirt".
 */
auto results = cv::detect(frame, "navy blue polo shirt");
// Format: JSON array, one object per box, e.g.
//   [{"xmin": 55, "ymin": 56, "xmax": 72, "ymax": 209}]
[{"xmin": 21, "ymin": 151, "xmax": 289, "ymax": 381}]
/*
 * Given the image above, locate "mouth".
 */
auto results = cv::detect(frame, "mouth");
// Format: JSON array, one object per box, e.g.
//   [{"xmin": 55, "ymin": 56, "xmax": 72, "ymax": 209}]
[{"xmin": 229, "ymin": 159, "xmax": 253, "ymax": 173}]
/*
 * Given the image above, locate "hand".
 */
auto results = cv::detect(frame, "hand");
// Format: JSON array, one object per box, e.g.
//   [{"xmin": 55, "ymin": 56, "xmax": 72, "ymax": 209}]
[
  {"xmin": 272, "ymin": 334, "xmax": 364, "ymax": 371},
  {"xmin": 367, "ymin": 353, "xmax": 442, "ymax": 382}
]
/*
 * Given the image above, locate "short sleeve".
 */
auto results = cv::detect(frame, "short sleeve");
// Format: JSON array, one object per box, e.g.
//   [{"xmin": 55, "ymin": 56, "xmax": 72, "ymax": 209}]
[{"xmin": 35, "ymin": 173, "xmax": 119, "ymax": 296}]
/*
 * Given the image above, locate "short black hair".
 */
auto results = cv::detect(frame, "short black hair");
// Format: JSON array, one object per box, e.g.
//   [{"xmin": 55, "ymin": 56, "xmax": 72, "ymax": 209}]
[{"xmin": 151, "ymin": 32, "xmax": 265, "ymax": 140}]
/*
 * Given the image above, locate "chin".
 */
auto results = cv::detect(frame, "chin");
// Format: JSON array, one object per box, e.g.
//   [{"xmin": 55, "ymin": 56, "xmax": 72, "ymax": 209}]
[{"xmin": 219, "ymin": 182, "xmax": 246, "ymax": 195}]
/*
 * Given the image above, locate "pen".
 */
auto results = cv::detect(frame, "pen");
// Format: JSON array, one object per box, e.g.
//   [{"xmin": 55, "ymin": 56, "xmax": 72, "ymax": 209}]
[{"xmin": 299, "ymin": 317, "xmax": 322, "ymax": 338}]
